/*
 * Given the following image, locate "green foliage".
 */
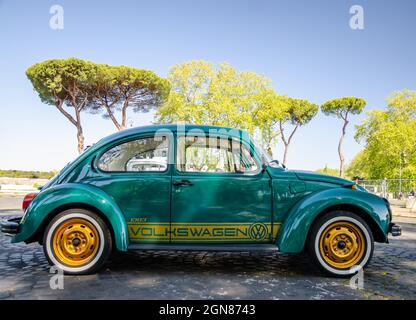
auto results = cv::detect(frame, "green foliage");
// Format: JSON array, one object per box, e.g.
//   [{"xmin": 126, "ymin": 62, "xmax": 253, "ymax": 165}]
[
  {"xmin": 26, "ymin": 58, "xmax": 170, "ymax": 153},
  {"xmin": 321, "ymin": 96, "xmax": 366, "ymax": 119},
  {"xmin": 274, "ymin": 96, "xmax": 318, "ymax": 165},
  {"xmin": 155, "ymin": 60, "xmax": 272, "ymax": 132},
  {"xmin": 387, "ymin": 89, "xmax": 416, "ymax": 117},
  {"xmin": 26, "ymin": 58, "xmax": 97, "ymax": 107},
  {"xmin": 26, "ymin": 58, "xmax": 98, "ymax": 153},
  {"xmin": 345, "ymin": 150, "xmax": 370, "ymax": 180},
  {"xmin": 0, "ymin": 169, "xmax": 56, "ymax": 179},
  {"xmin": 353, "ymin": 90, "xmax": 416, "ymax": 180},
  {"xmin": 156, "ymin": 61, "xmax": 318, "ymax": 164},
  {"xmin": 315, "ymin": 166, "xmax": 339, "ymax": 176},
  {"xmin": 91, "ymin": 64, "xmax": 170, "ymax": 130},
  {"xmin": 252, "ymin": 90, "xmax": 288, "ymax": 154},
  {"xmin": 254, "ymin": 92, "xmax": 319, "ymax": 132},
  {"xmin": 321, "ymin": 96, "xmax": 366, "ymax": 177},
  {"xmin": 282, "ymin": 97, "xmax": 319, "ymax": 126}
]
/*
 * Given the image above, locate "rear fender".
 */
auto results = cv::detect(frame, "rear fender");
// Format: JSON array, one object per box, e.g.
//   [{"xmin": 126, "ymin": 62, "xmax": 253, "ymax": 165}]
[{"xmin": 13, "ymin": 183, "xmax": 129, "ymax": 251}]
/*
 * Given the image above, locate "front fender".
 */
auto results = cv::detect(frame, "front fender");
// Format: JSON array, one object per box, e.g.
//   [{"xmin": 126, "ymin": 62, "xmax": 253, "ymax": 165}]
[
  {"xmin": 13, "ymin": 183, "xmax": 129, "ymax": 251},
  {"xmin": 276, "ymin": 188, "xmax": 390, "ymax": 253}
]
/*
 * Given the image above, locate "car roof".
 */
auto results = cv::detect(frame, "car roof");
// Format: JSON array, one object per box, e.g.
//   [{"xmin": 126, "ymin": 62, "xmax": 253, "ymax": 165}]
[{"xmin": 96, "ymin": 124, "xmax": 249, "ymax": 147}]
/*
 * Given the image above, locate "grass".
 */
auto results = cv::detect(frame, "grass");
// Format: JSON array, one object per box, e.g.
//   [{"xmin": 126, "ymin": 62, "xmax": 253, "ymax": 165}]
[{"xmin": 0, "ymin": 169, "xmax": 57, "ymax": 179}]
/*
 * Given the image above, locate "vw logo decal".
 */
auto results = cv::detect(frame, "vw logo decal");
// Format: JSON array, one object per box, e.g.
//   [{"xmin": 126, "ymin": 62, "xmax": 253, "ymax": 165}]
[{"xmin": 248, "ymin": 223, "xmax": 268, "ymax": 241}]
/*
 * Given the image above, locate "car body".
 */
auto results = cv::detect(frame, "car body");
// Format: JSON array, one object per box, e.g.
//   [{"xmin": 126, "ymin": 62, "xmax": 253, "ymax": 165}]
[{"xmin": 0, "ymin": 124, "xmax": 401, "ymax": 276}]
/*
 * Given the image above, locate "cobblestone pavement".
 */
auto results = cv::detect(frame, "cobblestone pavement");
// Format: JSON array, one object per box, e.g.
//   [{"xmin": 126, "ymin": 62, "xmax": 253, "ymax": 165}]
[{"xmin": 0, "ymin": 212, "xmax": 415, "ymax": 300}]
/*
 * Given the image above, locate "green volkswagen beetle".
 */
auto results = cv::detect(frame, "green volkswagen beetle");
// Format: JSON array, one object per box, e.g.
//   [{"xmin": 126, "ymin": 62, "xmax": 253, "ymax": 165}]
[{"xmin": 0, "ymin": 124, "xmax": 401, "ymax": 276}]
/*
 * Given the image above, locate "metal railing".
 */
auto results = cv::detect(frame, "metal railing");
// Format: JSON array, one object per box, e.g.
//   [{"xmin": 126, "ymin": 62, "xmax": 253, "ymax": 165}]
[{"xmin": 355, "ymin": 178, "xmax": 416, "ymax": 199}]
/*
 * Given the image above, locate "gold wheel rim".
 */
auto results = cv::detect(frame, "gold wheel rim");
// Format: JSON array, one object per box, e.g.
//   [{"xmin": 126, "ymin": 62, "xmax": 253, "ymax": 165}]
[
  {"xmin": 319, "ymin": 221, "xmax": 366, "ymax": 269},
  {"xmin": 52, "ymin": 218, "xmax": 100, "ymax": 267}
]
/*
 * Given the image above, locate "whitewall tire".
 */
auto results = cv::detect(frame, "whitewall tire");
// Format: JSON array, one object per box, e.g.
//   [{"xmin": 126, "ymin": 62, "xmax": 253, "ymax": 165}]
[
  {"xmin": 308, "ymin": 211, "xmax": 374, "ymax": 277},
  {"xmin": 43, "ymin": 209, "xmax": 112, "ymax": 275}
]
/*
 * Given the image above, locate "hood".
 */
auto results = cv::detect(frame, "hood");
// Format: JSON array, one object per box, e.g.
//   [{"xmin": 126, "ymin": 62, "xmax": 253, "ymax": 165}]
[{"xmin": 292, "ymin": 170, "xmax": 352, "ymax": 185}]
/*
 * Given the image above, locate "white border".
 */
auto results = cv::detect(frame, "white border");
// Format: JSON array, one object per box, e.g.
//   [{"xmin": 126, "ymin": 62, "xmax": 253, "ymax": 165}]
[
  {"xmin": 314, "ymin": 216, "xmax": 372, "ymax": 276},
  {"xmin": 45, "ymin": 213, "xmax": 105, "ymax": 273}
]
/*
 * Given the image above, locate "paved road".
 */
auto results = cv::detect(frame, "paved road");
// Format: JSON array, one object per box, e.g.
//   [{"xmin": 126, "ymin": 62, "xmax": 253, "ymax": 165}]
[
  {"xmin": 0, "ymin": 195, "xmax": 22, "ymax": 211},
  {"xmin": 0, "ymin": 210, "xmax": 415, "ymax": 300}
]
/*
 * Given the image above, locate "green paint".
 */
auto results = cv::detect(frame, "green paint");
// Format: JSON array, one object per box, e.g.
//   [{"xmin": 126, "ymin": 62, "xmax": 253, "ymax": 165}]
[{"xmin": 11, "ymin": 124, "xmax": 391, "ymax": 253}]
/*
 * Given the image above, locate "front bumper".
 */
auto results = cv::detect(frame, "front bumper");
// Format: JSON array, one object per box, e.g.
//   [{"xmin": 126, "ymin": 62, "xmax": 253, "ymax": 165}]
[
  {"xmin": 384, "ymin": 198, "xmax": 401, "ymax": 237},
  {"xmin": 389, "ymin": 223, "xmax": 402, "ymax": 237},
  {"xmin": 0, "ymin": 218, "xmax": 21, "ymax": 235}
]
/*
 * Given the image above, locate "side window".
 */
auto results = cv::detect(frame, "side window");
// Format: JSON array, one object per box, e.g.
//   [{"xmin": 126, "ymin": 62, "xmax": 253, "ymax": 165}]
[
  {"xmin": 176, "ymin": 136, "xmax": 259, "ymax": 173},
  {"xmin": 98, "ymin": 136, "xmax": 169, "ymax": 172}
]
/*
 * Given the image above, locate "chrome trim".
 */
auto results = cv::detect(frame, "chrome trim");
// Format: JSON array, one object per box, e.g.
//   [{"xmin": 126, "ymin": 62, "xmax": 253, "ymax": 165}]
[{"xmin": 128, "ymin": 243, "xmax": 279, "ymax": 251}]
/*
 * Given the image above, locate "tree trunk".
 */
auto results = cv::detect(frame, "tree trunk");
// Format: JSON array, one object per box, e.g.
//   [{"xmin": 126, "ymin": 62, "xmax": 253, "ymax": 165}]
[
  {"xmin": 75, "ymin": 109, "xmax": 85, "ymax": 154},
  {"xmin": 76, "ymin": 124, "xmax": 85, "ymax": 154},
  {"xmin": 120, "ymin": 115, "xmax": 127, "ymax": 130},
  {"xmin": 55, "ymin": 99, "xmax": 77, "ymax": 127},
  {"xmin": 120, "ymin": 99, "xmax": 129, "ymax": 130},
  {"xmin": 54, "ymin": 99, "xmax": 85, "ymax": 153},
  {"xmin": 338, "ymin": 119, "xmax": 349, "ymax": 177},
  {"xmin": 104, "ymin": 104, "xmax": 122, "ymax": 131},
  {"xmin": 282, "ymin": 143, "xmax": 289, "ymax": 166},
  {"xmin": 279, "ymin": 122, "xmax": 299, "ymax": 167}
]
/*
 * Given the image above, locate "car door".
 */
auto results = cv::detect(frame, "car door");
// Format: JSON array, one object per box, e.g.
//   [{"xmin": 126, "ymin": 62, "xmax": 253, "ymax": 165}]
[
  {"xmin": 89, "ymin": 131, "xmax": 173, "ymax": 244},
  {"xmin": 171, "ymin": 133, "xmax": 274, "ymax": 244}
]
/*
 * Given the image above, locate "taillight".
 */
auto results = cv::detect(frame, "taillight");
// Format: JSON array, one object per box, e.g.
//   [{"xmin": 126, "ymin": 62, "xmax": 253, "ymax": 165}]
[{"xmin": 22, "ymin": 193, "xmax": 38, "ymax": 210}]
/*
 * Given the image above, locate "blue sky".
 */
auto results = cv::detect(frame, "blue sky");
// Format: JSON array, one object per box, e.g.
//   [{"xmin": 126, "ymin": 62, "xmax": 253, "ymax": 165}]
[{"xmin": 0, "ymin": 0, "xmax": 415, "ymax": 171}]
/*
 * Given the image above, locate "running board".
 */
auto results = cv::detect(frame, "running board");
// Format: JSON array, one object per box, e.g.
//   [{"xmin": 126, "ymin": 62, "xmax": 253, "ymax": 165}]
[{"xmin": 128, "ymin": 243, "xmax": 278, "ymax": 252}]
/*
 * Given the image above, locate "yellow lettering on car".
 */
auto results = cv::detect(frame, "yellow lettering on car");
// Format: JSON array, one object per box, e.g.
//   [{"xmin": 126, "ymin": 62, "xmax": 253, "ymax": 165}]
[{"xmin": 127, "ymin": 221, "xmax": 281, "ymax": 242}]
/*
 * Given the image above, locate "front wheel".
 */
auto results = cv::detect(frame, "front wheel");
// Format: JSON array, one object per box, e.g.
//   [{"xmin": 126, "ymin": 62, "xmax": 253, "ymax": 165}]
[
  {"xmin": 308, "ymin": 211, "xmax": 374, "ymax": 277},
  {"xmin": 43, "ymin": 209, "xmax": 112, "ymax": 275}
]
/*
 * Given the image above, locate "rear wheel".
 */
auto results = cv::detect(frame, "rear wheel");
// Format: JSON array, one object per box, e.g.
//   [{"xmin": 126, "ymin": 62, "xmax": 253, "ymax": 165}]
[
  {"xmin": 308, "ymin": 211, "xmax": 374, "ymax": 277},
  {"xmin": 43, "ymin": 209, "xmax": 112, "ymax": 275}
]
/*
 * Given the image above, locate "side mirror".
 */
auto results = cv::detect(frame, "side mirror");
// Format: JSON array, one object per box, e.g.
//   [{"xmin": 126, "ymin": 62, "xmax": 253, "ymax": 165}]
[{"xmin": 268, "ymin": 159, "xmax": 286, "ymax": 169}]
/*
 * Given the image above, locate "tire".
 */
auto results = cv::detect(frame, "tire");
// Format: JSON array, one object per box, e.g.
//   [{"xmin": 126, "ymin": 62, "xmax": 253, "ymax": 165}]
[
  {"xmin": 43, "ymin": 209, "xmax": 112, "ymax": 275},
  {"xmin": 308, "ymin": 211, "xmax": 374, "ymax": 277}
]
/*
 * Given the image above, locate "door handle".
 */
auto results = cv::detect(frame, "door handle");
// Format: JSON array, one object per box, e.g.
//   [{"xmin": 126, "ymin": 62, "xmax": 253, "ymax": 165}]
[{"xmin": 173, "ymin": 179, "xmax": 193, "ymax": 187}]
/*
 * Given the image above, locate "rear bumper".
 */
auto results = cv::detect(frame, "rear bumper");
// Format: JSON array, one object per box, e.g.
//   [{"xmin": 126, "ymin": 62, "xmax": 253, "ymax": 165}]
[
  {"xmin": 0, "ymin": 218, "xmax": 21, "ymax": 235},
  {"xmin": 389, "ymin": 223, "xmax": 402, "ymax": 237}
]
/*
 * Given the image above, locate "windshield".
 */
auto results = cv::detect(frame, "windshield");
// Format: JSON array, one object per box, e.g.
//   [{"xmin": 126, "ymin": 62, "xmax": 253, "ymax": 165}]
[
  {"xmin": 251, "ymin": 137, "xmax": 286, "ymax": 169},
  {"xmin": 251, "ymin": 138, "xmax": 274, "ymax": 164}
]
